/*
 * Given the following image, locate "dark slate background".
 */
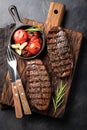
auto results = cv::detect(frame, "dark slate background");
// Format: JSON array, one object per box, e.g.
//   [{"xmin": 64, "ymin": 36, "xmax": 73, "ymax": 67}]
[{"xmin": 0, "ymin": 0, "xmax": 87, "ymax": 130}]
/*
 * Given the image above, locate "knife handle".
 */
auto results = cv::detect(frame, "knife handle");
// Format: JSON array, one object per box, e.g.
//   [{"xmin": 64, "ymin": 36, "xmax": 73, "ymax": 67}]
[
  {"xmin": 16, "ymin": 79, "xmax": 31, "ymax": 115},
  {"xmin": 11, "ymin": 82, "xmax": 23, "ymax": 118}
]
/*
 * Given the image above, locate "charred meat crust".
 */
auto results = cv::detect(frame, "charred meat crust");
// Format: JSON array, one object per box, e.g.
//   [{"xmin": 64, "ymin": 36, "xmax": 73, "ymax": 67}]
[
  {"xmin": 25, "ymin": 59, "xmax": 51, "ymax": 111},
  {"xmin": 46, "ymin": 27, "xmax": 73, "ymax": 78}
]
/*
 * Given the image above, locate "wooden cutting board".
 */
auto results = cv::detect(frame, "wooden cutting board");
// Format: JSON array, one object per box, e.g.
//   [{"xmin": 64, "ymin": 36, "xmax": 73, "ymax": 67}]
[{"xmin": 1, "ymin": 2, "xmax": 83, "ymax": 118}]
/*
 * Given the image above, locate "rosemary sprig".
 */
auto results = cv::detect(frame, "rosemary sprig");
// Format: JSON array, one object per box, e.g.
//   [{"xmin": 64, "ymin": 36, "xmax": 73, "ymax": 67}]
[
  {"xmin": 25, "ymin": 27, "xmax": 42, "ymax": 32},
  {"xmin": 52, "ymin": 81, "xmax": 67, "ymax": 111}
]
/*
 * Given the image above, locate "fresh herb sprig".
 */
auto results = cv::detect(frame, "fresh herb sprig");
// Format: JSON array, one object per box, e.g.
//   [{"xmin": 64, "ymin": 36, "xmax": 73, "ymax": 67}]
[
  {"xmin": 25, "ymin": 27, "xmax": 42, "ymax": 32},
  {"xmin": 52, "ymin": 81, "xmax": 67, "ymax": 111}
]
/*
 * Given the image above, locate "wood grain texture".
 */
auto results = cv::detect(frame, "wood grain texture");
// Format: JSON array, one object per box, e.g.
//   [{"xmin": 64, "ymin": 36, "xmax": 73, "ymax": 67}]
[
  {"xmin": 16, "ymin": 79, "xmax": 31, "ymax": 115},
  {"xmin": 0, "ymin": 72, "xmax": 13, "ymax": 106},
  {"xmin": 45, "ymin": 2, "xmax": 65, "ymax": 34},
  {"xmin": 1, "ymin": 2, "xmax": 83, "ymax": 118},
  {"xmin": 11, "ymin": 82, "xmax": 23, "ymax": 118}
]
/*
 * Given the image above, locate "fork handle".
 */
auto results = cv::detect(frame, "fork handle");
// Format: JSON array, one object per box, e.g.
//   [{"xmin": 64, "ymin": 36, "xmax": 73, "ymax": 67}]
[
  {"xmin": 16, "ymin": 79, "xmax": 32, "ymax": 115},
  {"xmin": 11, "ymin": 82, "xmax": 23, "ymax": 118}
]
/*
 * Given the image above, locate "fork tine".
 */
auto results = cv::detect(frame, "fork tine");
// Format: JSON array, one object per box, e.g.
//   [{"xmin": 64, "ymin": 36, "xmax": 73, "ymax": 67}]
[
  {"xmin": 7, "ymin": 48, "xmax": 10, "ymax": 61},
  {"xmin": 8, "ymin": 46, "xmax": 14, "ymax": 61},
  {"xmin": 7, "ymin": 49, "xmax": 11, "ymax": 61},
  {"xmin": 7, "ymin": 46, "xmax": 15, "ymax": 61},
  {"xmin": 7, "ymin": 48, "xmax": 12, "ymax": 61}
]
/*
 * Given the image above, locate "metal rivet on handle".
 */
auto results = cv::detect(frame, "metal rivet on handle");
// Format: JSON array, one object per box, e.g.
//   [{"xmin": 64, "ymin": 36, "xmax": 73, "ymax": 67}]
[
  {"xmin": 14, "ymin": 86, "xmax": 17, "ymax": 89},
  {"xmin": 19, "ymin": 83, "xmax": 21, "ymax": 86},
  {"xmin": 21, "ymin": 92, "xmax": 24, "ymax": 95},
  {"xmin": 15, "ymin": 93, "xmax": 18, "ymax": 96}
]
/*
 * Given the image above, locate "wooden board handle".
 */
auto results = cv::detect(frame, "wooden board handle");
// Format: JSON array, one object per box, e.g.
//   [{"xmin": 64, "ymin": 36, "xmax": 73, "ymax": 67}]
[
  {"xmin": 45, "ymin": 2, "xmax": 65, "ymax": 34},
  {"xmin": 16, "ymin": 79, "xmax": 31, "ymax": 115},
  {"xmin": 11, "ymin": 82, "xmax": 23, "ymax": 118}
]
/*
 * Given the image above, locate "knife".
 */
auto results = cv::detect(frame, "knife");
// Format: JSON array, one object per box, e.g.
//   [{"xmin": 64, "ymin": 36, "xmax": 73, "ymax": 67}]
[
  {"xmin": 8, "ymin": 63, "xmax": 31, "ymax": 115},
  {"xmin": 15, "ymin": 71, "xmax": 32, "ymax": 115},
  {"xmin": 8, "ymin": 64, "xmax": 23, "ymax": 118}
]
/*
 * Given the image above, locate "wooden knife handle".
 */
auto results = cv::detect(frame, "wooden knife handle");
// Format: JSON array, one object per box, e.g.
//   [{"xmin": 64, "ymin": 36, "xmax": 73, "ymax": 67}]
[
  {"xmin": 11, "ymin": 82, "xmax": 23, "ymax": 118},
  {"xmin": 45, "ymin": 2, "xmax": 65, "ymax": 34},
  {"xmin": 16, "ymin": 79, "xmax": 31, "ymax": 115}
]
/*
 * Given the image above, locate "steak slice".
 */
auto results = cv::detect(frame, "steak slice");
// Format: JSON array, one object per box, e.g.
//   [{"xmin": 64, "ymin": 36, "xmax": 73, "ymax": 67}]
[
  {"xmin": 46, "ymin": 27, "xmax": 73, "ymax": 78},
  {"xmin": 24, "ymin": 59, "xmax": 51, "ymax": 111}
]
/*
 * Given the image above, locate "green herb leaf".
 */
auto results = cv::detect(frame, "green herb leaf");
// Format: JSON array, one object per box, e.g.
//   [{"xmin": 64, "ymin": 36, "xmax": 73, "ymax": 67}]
[
  {"xmin": 52, "ymin": 81, "xmax": 67, "ymax": 111},
  {"xmin": 25, "ymin": 27, "xmax": 42, "ymax": 32}
]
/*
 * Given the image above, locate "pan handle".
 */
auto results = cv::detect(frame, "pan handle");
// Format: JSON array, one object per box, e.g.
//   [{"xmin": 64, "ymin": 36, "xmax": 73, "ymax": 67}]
[{"xmin": 8, "ymin": 5, "xmax": 22, "ymax": 26}]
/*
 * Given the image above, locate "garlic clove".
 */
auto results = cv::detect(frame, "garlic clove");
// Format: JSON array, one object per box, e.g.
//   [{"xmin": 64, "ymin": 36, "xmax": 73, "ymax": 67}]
[
  {"xmin": 15, "ymin": 49, "xmax": 21, "ymax": 55},
  {"xmin": 20, "ymin": 42, "xmax": 28, "ymax": 50},
  {"xmin": 11, "ymin": 44, "xmax": 20, "ymax": 49}
]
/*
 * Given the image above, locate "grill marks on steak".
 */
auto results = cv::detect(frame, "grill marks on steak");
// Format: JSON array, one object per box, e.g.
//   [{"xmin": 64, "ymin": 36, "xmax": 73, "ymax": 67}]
[
  {"xmin": 25, "ymin": 59, "xmax": 51, "ymax": 111},
  {"xmin": 47, "ymin": 27, "xmax": 73, "ymax": 78}
]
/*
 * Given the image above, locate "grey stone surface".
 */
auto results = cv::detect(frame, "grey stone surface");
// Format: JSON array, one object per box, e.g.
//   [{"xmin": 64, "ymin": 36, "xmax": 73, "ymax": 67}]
[{"xmin": 0, "ymin": 0, "xmax": 87, "ymax": 130}]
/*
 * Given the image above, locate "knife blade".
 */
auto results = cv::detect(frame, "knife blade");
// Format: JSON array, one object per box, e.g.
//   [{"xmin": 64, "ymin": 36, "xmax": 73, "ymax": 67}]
[
  {"xmin": 8, "ymin": 64, "xmax": 23, "ymax": 118},
  {"xmin": 8, "ymin": 64, "xmax": 15, "ymax": 82}
]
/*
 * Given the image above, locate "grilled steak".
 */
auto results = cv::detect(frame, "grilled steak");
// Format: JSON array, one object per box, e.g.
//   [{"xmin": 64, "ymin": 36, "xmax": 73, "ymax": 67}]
[
  {"xmin": 46, "ymin": 27, "xmax": 73, "ymax": 78},
  {"xmin": 24, "ymin": 59, "xmax": 51, "ymax": 111}
]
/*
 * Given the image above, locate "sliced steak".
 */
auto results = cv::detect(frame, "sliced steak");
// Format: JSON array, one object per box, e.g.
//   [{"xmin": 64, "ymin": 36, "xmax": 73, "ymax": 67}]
[
  {"xmin": 46, "ymin": 27, "xmax": 73, "ymax": 78},
  {"xmin": 25, "ymin": 59, "xmax": 51, "ymax": 111}
]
